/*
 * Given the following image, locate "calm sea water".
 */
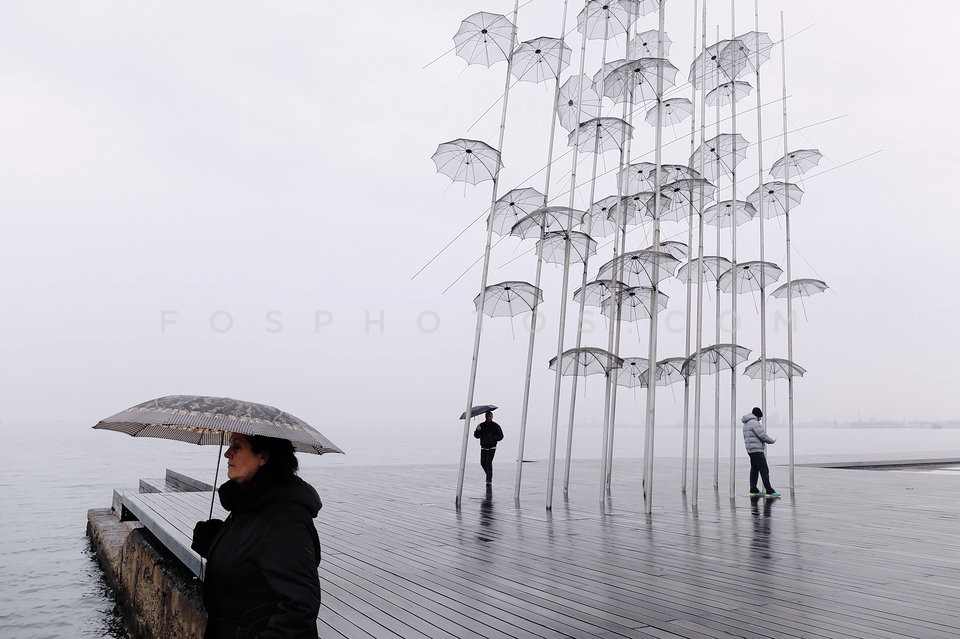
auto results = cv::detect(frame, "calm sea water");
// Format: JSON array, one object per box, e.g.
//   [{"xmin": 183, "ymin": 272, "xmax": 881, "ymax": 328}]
[{"xmin": 1, "ymin": 420, "xmax": 958, "ymax": 638}]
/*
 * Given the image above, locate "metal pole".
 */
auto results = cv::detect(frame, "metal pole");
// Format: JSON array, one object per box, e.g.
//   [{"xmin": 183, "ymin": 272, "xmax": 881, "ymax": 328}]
[
  {"xmin": 727, "ymin": 0, "xmax": 740, "ymax": 498},
  {"xmin": 779, "ymin": 11, "xmax": 796, "ymax": 492},
  {"xmin": 456, "ymin": 1, "xmax": 521, "ymax": 506}
]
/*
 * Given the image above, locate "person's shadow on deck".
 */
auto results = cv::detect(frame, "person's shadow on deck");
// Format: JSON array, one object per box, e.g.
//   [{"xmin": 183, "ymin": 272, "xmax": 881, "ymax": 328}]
[
  {"xmin": 749, "ymin": 495, "xmax": 776, "ymax": 558},
  {"xmin": 479, "ymin": 484, "xmax": 494, "ymax": 527}
]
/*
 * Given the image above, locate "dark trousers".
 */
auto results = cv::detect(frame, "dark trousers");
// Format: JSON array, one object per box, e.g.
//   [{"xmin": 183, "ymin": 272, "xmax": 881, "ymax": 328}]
[
  {"xmin": 748, "ymin": 452, "xmax": 774, "ymax": 492},
  {"xmin": 480, "ymin": 447, "xmax": 496, "ymax": 482}
]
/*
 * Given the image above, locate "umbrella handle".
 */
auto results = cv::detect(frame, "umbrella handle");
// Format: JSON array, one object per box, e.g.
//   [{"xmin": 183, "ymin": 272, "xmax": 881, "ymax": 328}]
[{"xmin": 200, "ymin": 431, "xmax": 226, "ymax": 581}]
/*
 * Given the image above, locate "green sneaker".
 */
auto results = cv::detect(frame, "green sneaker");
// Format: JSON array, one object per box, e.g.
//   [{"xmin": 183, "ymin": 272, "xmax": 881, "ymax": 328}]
[
  {"xmin": 764, "ymin": 490, "xmax": 781, "ymax": 498},
  {"xmin": 748, "ymin": 490, "xmax": 763, "ymax": 497}
]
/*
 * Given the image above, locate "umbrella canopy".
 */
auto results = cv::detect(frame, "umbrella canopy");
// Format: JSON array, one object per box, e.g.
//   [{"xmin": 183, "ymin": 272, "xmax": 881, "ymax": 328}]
[
  {"xmin": 702, "ymin": 199, "xmax": 757, "ymax": 228},
  {"xmin": 573, "ymin": 278, "xmax": 628, "ymax": 306},
  {"xmin": 620, "ymin": 161, "xmax": 657, "ymax": 192},
  {"xmin": 646, "ymin": 98, "xmax": 693, "ymax": 127},
  {"xmin": 688, "ymin": 38, "xmax": 750, "ymax": 89},
  {"xmin": 568, "ymin": 117, "xmax": 634, "ymax": 154},
  {"xmin": 94, "ymin": 395, "xmax": 344, "ymax": 455},
  {"xmin": 646, "ymin": 240, "xmax": 688, "ymax": 261},
  {"xmin": 556, "ymin": 74, "xmax": 601, "ymax": 131},
  {"xmin": 705, "ymin": 80, "xmax": 753, "ymax": 107},
  {"xmin": 771, "ymin": 278, "xmax": 829, "ymax": 299},
  {"xmin": 474, "ymin": 281, "xmax": 543, "ymax": 317},
  {"xmin": 490, "ymin": 187, "xmax": 546, "ymax": 236},
  {"xmin": 628, "ymin": 28, "xmax": 673, "ymax": 58},
  {"xmin": 549, "ymin": 346, "xmax": 623, "ymax": 376},
  {"xmin": 538, "ymin": 230, "xmax": 597, "ymax": 264},
  {"xmin": 601, "ymin": 286, "xmax": 668, "ymax": 322},
  {"xmin": 683, "ymin": 343, "xmax": 752, "ymax": 376},
  {"xmin": 603, "ymin": 57, "xmax": 679, "ymax": 104},
  {"xmin": 614, "ymin": 357, "xmax": 651, "ymax": 388},
  {"xmin": 581, "ymin": 195, "xmax": 636, "ymax": 238},
  {"xmin": 512, "ymin": 36, "xmax": 572, "ymax": 83},
  {"xmin": 597, "ymin": 249, "xmax": 679, "ymax": 287},
  {"xmin": 743, "ymin": 358, "xmax": 806, "ymax": 381},
  {"xmin": 639, "ymin": 357, "xmax": 688, "ymax": 387},
  {"xmin": 747, "ymin": 181, "xmax": 805, "ymax": 219},
  {"xmin": 460, "ymin": 404, "xmax": 498, "ymax": 419},
  {"xmin": 453, "ymin": 11, "xmax": 517, "ymax": 67},
  {"xmin": 431, "ymin": 138, "xmax": 501, "ymax": 185},
  {"xmin": 510, "ymin": 206, "xmax": 581, "ymax": 239},
  {"xmin": 676, "ymin": 255, "xmax": 733, "ymax": 283},
  {"xmin": 719, "ymin": 260, "xmax": 783, "ymax": 294},
  {"xmin": 770, "ymin": 148, "xmax": 823, "ymax": 179},
  {"xmin": 690, "ymin": 133, "xmax": 749, "ymax": 181},
  {"xmin": 659, "ymin": 178, "xmax": 716, "ymax": 220},
  {"xmin": 577, "ymin": 0, "xmax": 640, "ymax": 40}
]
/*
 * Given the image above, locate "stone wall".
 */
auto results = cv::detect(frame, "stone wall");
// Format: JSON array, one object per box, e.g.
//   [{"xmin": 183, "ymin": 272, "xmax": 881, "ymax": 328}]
[{"xmin": 87, "ymin": 508, "xmax": 207, "ymax": 639}]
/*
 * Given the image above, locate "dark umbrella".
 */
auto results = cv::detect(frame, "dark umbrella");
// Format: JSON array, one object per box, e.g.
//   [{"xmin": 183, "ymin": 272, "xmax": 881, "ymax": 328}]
[{"xmin": 460, "ymin": 404, "xmax": 498, "ymax": 419}]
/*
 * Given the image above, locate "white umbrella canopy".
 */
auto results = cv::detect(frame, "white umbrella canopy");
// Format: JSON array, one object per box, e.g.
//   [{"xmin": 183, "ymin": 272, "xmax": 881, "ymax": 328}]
[
  {"xmin": 628, "ymin": 28, "xmax": 673, "ymax": 58},
  {"xmin": 537, "ymin": 230, "xmax": 597, "ymax": 264},
  {"xmin": 747, "ymin": 181, "xmax": 805, "ymax": 219},
  {"xmin": 615, "ymin": 357, "xmax": 651, "ymax": 388},
  {"xmin": 576, "ymin": 0, "xmax": 641, "ymax": 40},
  {"xmin": 557, "ymin": 74, "xmax": 601, "ymax": 132},
  {"xmin": 512, "ymin": 36, "xmax": 572, "ymax": 83},
  {"xmin": 683, "ymin": 343, "xmax": 752, "ymax": 376},
  {"xmin": 705, "ymin": 80, "xmax": 753, "ymax": 107},
  {"xmin": 597, "ymin": 249, "xmax": 679, "ymax": 287},
  {"xmin": 690, "ymin": 133, "xmax": 749, "ymax": 181},
  {"xmin": 718, "ymin": 260, "xmax": 783, "ymax": 294},
  {"xmin": 602, "ymin": 57, "xmax": 679, "ymax": 104},
  {"xmin": 647, "ymin": 240, "xmax": 688, "ymax": 262},
  {"xmin": 702, "ymin": 199, "xmax": 757, "ymax": 228},
  {"xmin": 639, "ymin": 357, "xmax": 688, "ymax": 387},
  {"xmin": 431, "ymin": 138, "xmax": 501, "ymax": 185},
  {"xmin": 573, "ymin": 278, "xmax": 629, "ymax": 306},
  {"xmin": 688, "ymin": 38, "xmax": 750, "ymax": 89},
  {"xmin": 659, "ymin": 178, "xmax": 717, "ymax": 220},
  {"xmin": 568, "ymin": 117, "xmax": 634, "ymax": 154},
  {"xmin": 474, "ymin": 281, "xmax": 543, "ymax": 317},
  {"xmin": 549, "ymin": 346, "xmax": 624, "ymax": 376},
  {"xmin": 743, "ymin": 357, "xmax": 807, "ymax": 381},
  {"xmin": 489, "ymin": 187, "xmax": 546, "ymax": 236},
  {"xmin": 769, "ymin": 149, "xmax": 824, "ymax": 179},
  {"xmin": 646, "ymin": 98, "xmax": 693, "ymax": 127},
  {"xmin": 93, "ymin": 395, "xmax": 345, "ymax": 455},
  {"xmin": 510, "ymin": 206, "xmax": 582, "ymax": 239},
  {"xmin": 620, "ymin": 161, "xmax": 657, "ymax": 192},
  {"xmin": 581, "ymin": 195, "xmax": 637, "ymax": 238},
  {"xmin": 676, "ymin": 255, "xmax": 733, "ymax": 284},
  {"xmin": 453, "ymin": 11, "xmax": 517, "ymax": 67},
  {"xmin": 601, "ymin": 285, "xmax": 668, "ymax": 322},
  {"xmin": 770, "ymin": 278, "xmax": 829, "ymax": 299}
]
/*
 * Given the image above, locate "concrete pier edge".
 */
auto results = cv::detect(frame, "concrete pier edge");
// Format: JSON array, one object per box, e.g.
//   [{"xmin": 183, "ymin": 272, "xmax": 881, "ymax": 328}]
[{"xmin": 86, "ymin": 507, "xmax": 206, "ymax": 639}]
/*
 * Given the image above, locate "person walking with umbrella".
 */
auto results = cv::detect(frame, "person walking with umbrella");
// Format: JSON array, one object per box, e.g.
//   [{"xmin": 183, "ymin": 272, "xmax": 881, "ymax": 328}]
[
  {"xmin": 474, "ymin": 410, "xmax": 504, "ymax": 485},
  {"xmin": 742, "ymin": 406, "xmax": 780, "ymax": 498}
]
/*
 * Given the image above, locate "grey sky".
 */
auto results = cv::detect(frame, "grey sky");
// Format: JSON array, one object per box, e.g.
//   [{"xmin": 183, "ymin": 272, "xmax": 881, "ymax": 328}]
[{"xmin": 1, "ymin": 1, "xmax": 957, "ymax": 464}]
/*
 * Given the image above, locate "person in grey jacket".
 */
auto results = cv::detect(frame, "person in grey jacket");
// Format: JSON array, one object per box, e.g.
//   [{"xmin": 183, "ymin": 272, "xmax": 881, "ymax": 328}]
[{"xmin": 742, "ymin": 406, "xmax": 779, "ymax": 497}]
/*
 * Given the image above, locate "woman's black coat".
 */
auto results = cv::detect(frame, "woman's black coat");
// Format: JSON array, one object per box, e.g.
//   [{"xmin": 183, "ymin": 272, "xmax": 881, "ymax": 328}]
[{"xmin": 193, "ymin": 476, "xmax": 322, "ymax": 639}]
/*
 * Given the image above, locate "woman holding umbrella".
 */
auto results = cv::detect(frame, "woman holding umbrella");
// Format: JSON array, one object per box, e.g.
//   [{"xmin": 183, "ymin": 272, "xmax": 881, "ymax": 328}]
[{"xmin": 192, "ymin": 433, "xmax": 323, "ymax": 638}]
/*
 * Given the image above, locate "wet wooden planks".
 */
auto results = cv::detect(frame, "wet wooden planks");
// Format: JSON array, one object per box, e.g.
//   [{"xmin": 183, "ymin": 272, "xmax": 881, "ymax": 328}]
[{"xmin": 308, "ymin": 458, "xmax": 960, "ymax": 639}]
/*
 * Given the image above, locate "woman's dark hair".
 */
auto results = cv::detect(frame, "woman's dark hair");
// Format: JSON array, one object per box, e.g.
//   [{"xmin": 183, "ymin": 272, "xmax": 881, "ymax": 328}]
[{"xmin": 248, "ymin": 435, "xmax": 299, "ymax": 481}]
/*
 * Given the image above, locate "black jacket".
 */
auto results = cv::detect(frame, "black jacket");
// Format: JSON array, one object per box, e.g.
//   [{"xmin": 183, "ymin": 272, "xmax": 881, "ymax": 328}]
[
  {"xmin": 474, "ymin": 420, "xmax": 504, "ymax": 448},
  {"xmin": 192, "ymin": 476, "xmax": 322, "ymax": 639}
]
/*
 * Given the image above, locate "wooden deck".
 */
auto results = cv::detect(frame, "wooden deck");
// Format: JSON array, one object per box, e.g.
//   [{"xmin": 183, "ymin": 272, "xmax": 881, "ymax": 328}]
[{"xmin": 119, "ymin": 458, "xmax": 960, "ymax": 638}]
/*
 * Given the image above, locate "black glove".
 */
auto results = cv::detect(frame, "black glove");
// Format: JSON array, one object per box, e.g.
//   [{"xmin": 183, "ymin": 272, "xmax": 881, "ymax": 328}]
[{"xmin": 191, "ymin": 518, "xmax": 224, "ymax": 557}]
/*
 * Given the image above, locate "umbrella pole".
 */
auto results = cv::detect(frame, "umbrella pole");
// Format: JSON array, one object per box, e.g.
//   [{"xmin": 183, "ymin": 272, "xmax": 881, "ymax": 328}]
[
  {"xmin": 780, "ymin": 11, "xmax": 796, "ymax": 491},
  {"xmin": 515, "ymin": 0, "xmax": 571, "ymax": 503},
  {"xmin": 691, "ymin": 0, "xmax": 708, "ymax": 507},
  {"xmin": 713, "ymin": 33, "xmax": 722, "ymax": 493},
  {"xmin": 641, "ymin": 0, "xmax": 667, "ymax": 516},
  {"xmin": 680, "ymin": 0, "xmax": 700, "ymax": 494},
  {"xmin": 456, "ymin": 0, "xmax": 521, "ymax": 507},
  {"xmin": 753, "ymin": 0, "xmax": 770, "ymax": 429},
  {"xmin": 200, "ymin": 431, "xmax": 226, "ymax": 581},
  {"xmin": 562, "ymin": 20, "xmax": 612, "ymax": 495},
  {"xmin": 546, "ymin": 5, "xmax": 590, "ymax": 511},
  {"xmin": 727, "ymin": 0, "xmax": 740, "ymax": 499}
]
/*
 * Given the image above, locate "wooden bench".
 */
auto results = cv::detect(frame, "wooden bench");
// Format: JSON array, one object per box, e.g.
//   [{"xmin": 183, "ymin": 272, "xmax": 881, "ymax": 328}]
[{"xmin": 113, "ymin": 469, "xmax": 223, "ymax": 579}]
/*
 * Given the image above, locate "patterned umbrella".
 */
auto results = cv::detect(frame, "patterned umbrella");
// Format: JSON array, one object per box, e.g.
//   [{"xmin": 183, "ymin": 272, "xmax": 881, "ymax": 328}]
[{"xmin": 94, "ymin": 395, "xmax": 344, "ymax": 455}]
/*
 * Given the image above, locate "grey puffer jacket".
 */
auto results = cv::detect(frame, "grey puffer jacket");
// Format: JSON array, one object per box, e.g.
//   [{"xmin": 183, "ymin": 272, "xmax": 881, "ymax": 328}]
[{"xmin": 742, "ymin": 413, "xmax": 775, "ymax": 453}]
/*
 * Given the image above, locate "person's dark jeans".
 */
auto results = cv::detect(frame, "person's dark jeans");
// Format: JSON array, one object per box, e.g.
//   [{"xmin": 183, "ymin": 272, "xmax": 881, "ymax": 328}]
[
  {"xmin": 480, "ymin": 447, "xmax": 497, "ymax": 482},
  {"xmin": 748, "ymin": 451, "xmax": 774, "ymax": 492}
]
